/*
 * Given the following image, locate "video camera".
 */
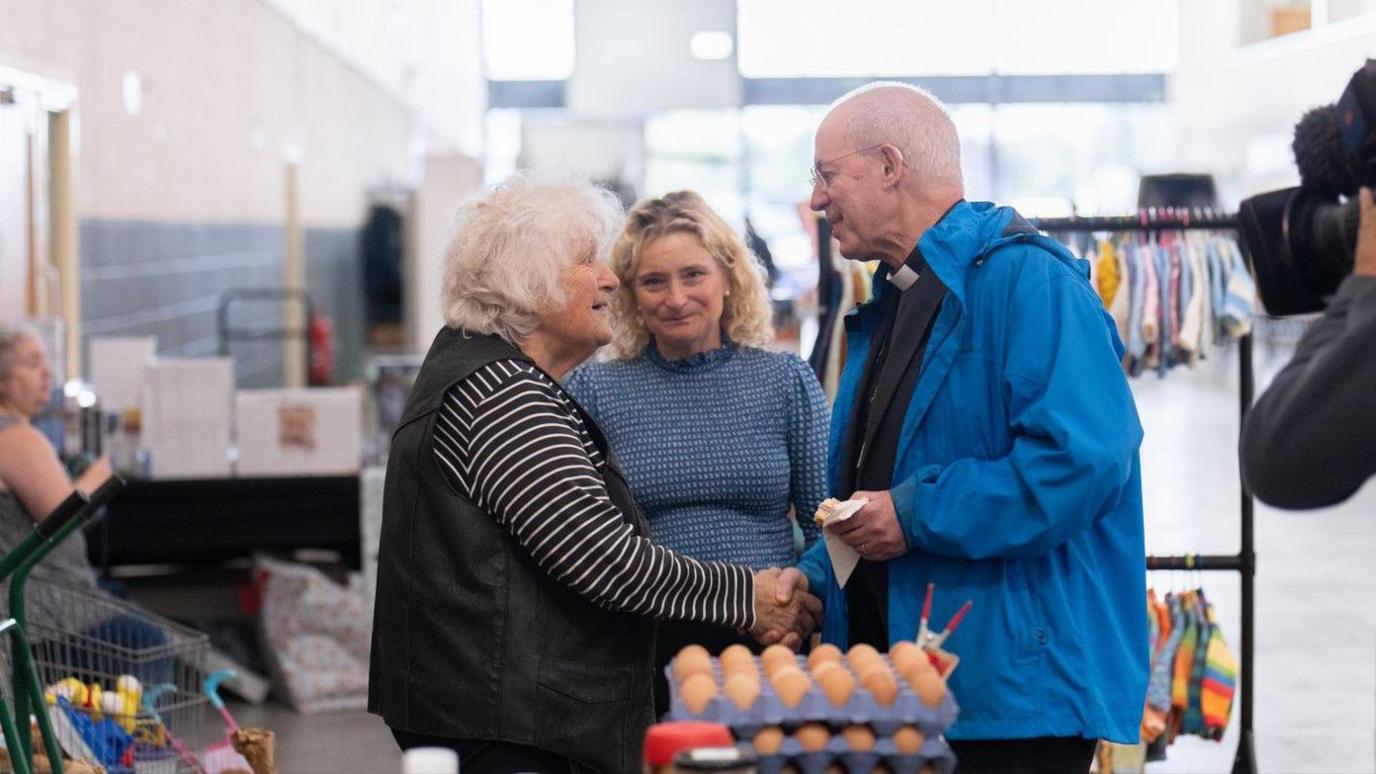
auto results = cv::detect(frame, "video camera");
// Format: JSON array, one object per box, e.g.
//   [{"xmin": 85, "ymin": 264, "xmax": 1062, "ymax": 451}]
[{"xmin": 1239, "ymin": 59, "xmax": 1376, "ymax": 315}]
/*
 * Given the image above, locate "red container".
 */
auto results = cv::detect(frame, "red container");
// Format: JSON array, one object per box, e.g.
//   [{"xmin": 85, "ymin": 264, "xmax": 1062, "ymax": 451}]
[{"xmin": 643, "ymin": 721, "xmax": 735, "ymax": 770}]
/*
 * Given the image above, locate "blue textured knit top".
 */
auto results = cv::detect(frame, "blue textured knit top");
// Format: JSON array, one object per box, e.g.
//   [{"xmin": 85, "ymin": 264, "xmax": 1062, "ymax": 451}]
[{"xmin": 565, "ymin": 340, "xmax": 829, "ymax": 570}]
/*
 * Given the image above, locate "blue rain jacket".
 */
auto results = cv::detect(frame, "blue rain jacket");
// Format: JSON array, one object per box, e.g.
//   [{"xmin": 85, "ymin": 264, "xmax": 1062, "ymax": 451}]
[{"xmin": 798, "ymin": 200, "xmax": 1148, "ymax": 742}]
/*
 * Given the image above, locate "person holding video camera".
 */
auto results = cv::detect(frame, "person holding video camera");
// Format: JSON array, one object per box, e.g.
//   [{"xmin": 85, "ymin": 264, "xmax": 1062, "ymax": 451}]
[
  {"xmin": 1241, "ymin": 186, "xmax": 1376, "ymax": 508},
  {"xmin": 1238, "ymin": 60, "xmax": 1376, "ymax": 509}
]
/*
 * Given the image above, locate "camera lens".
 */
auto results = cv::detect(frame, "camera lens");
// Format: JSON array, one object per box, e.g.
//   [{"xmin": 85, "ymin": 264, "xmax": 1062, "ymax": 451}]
[{"xmin": 1289, "ymin": 192, "xmax": 1359, "ymax": 299}]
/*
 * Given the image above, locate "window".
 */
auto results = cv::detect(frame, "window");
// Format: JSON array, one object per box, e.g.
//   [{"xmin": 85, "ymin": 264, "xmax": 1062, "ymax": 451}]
[
  {"xmin": 643, "ymin": 109, "xmax": 745, "ymax": 224},
  {"xmin": 483, "ymin": 109, "xmax": 524, "ymax": 185},
  {"xmin": 989, "ymin": 103, "xmax": 1177, "ymax": 216}
]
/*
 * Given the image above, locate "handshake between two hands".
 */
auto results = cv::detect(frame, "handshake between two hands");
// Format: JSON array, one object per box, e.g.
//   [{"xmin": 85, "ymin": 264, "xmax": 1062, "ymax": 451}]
[
  {"xmin": 748, "ymin": 567, "xmax": 822, "ymax": 650},
  {"xmin": 744, "ymin": 489, "xmax": 907, "ymax": 650}
]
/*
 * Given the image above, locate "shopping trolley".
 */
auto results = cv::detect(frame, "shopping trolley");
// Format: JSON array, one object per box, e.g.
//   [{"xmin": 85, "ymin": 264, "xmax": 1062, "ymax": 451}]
[
  {"xmin": 0, "ymin": 483, "xmax": 105, "ymax": 774},
  {"xmin": 25, "ymin": 584, "xmax": 210, "ymax": 774},
  {"xmin": 0, "ymin": 476, "xmax": 210, "ymax": 774}
]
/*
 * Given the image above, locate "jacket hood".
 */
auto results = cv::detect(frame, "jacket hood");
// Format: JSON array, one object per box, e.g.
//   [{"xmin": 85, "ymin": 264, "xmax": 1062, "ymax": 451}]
[{"xmin": 868, "ymin": 200, "xmax": 1089, "ymax": 310}]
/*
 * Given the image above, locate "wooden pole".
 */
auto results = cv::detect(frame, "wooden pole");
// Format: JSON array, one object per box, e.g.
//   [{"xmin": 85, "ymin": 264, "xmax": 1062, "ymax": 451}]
[
  {"xmin": 48, "ymin": 109, "xmax": 80, "ymax": 380},
  {"xmin": 283, "ymin": 162, "xmax": 305, "ymax": 388}
]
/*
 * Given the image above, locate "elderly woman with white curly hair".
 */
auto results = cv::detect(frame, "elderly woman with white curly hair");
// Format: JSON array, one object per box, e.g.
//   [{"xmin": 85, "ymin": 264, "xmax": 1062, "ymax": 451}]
[{"xmin": 368, "ymin": 175, "xmax": 821, "ymax": 774}]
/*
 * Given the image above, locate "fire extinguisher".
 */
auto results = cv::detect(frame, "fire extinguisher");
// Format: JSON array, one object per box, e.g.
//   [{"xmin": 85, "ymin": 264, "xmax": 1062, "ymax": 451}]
[{"xmin": 309, "ymin": 309, "xmax": 336, "ymax": 385}]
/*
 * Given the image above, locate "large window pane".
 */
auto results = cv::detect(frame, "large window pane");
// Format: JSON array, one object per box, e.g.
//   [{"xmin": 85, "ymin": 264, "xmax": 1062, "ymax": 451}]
[
  {"xmin": 483, "ymin": 108, "xmax": 524, "ymax": 185},
  {"xmin": 989, "ymin": 103, "xmax": 1177, "ymax": 216},
  {"xmin": 644, "ymin": 110, "xmax": 744, "ymax": 223},
  {"xmin": 741, "ymin": 106, "xmax": 829, "ymax": 294}
]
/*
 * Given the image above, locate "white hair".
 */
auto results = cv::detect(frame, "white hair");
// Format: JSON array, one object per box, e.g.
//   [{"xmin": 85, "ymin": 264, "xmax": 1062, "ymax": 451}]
[
  {"xmin": 440, "ymin": 173, "xmax": 625, "ymax": 343},
  {"xmin": 831, "ymin": 81, "xmax": 963, "ymax": 191},
  {"xmin": 0, "ymin": 323, "xmax": 38, "ymax": 381}
]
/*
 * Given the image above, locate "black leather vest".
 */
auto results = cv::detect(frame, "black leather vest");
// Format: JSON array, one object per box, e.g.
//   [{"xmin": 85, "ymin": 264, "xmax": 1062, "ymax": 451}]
[{"xmin": 368, "ymin": 328, "xmax": 657, "ymax": 773}]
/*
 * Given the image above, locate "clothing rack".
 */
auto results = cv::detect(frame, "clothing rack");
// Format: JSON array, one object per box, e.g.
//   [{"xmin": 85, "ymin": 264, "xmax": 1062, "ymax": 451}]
[{"xmin": 1032, "ymin": 212, "xmax": 1256, "ymax": 774}]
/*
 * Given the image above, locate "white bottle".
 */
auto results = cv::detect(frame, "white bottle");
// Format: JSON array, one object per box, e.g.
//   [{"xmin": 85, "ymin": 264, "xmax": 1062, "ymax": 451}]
[{"xmin": 402, "ymin": 747, "xmax": 459, "ymax": 774}]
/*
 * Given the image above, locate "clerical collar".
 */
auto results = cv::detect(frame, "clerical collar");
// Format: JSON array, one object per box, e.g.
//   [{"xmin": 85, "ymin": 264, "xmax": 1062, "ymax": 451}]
[
  {"xmin": 887, "ymin": 245, "xmax": 927, "ymax": 291},
  {"xmin": 888, "ymin": 199, "xmax": 962, "ymax": 291}
]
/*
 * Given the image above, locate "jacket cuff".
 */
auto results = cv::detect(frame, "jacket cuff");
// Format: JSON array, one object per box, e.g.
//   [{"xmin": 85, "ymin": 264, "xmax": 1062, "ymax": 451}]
[
  {"xmin": 890, "ymin": 474, "xmax": 924, "ymax": 551},
  {"xmin": 798, "ymin": 540, "xmax": 830, "ymax": 595}
]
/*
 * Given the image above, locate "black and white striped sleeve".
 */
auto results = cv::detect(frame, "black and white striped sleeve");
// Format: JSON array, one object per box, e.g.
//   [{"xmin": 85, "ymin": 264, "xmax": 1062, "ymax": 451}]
[{"xmin": 432, "ymin": 359, "xmax": 755, "ymax": 629}]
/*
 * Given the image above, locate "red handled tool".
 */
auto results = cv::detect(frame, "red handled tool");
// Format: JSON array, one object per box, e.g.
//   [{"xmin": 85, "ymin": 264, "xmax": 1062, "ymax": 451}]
[
  {"xmin": 927, "ymin": 600, "xmax": 973, "ymax": 650},
  {"xmin": 916, "ymin": 582, "xmax": 936, "ymax": 645}
]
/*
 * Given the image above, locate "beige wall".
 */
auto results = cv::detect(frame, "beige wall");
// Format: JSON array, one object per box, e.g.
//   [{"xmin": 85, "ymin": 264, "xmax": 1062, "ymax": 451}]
[
  {"xmin": 1, "ymin": 0, "xmax": 480, "ymax": 227},
  {"xmin": 266, "ymin": 0, "xmax": 484, "ymax": 158}
]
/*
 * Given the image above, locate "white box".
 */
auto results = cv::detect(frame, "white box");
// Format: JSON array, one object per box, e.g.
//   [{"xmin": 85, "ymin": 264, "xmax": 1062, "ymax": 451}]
[
  {"xmin": 90, "ymin": 336, "xmax": 157, "ymax": 414},
  {"xmin": 143, "ymin": 358, "xmax": 234, "ymax": 479},
  {"xmin": 234, "ymin": 387, "xmax": 362, "ymax": 477}
]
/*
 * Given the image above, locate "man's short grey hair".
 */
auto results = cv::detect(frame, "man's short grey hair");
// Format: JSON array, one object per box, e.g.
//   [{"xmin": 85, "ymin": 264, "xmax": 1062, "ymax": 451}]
[
  {"xmin": 832, "ymin": 81, "xmax": 963, "ymax": 190},
  {"xmin": 0, "ymin": 323, "xmax": 37, "ymax": 381},
  {"xmin": 440, "ymin": 173, "xmax": 625, "ymax": 343}
]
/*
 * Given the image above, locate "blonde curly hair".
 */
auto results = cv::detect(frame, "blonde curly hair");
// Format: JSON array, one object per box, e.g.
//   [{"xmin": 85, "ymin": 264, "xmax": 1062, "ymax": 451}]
[{"xmin": 607, "ymin": 191, "xmax": 773, "ymax": 360}]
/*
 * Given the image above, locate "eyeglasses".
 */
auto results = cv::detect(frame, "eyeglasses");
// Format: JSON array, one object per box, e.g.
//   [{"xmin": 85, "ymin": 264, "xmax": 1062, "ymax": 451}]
[{"xmin": 809, "ymin": 144, "xmax": 884, "ymax": 189}]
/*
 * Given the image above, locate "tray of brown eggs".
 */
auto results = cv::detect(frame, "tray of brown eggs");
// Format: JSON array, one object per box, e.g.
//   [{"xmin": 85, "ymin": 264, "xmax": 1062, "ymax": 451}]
[{"xmin": 668, "ymin": 641, "xmax": 959, "ymax": 774}]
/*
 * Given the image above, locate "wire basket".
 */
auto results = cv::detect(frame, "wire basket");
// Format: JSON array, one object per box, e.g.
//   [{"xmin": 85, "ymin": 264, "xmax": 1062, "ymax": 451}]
[{"xmin": 5, "ymin": 583, "xmax": 210, "ymax": 774}]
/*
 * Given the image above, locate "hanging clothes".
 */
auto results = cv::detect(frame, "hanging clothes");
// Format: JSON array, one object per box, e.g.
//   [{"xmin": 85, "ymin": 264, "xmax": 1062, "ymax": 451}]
[
  {"xmin": 1108, "ymin": 240, "xmax": 1132, "ymax": 348},
  {"xmin": 1055, "ymin": 229, "xmax": 1254, "ymax": 380},
  {"xmin": 1125, "ymin": 240, "xmax": 1148, "ymax": 376},
  {"xmin": 1184, "ymin": 592, "xmax": 1211, "ymax": 735},
  {"xmin": 1097, "ymin": 240, "xmax": 1120, "ymax": 308},
  {"xmin": 811, "ymin": 258, "xmax": 876, "ymax": 402},
  {"xmin": 1154, "ymin": 240, "xmax": 1174, "ymax": 376},
  {"xmin": 1218, "ymin": 237, "xmax": 1256, "ymax": 337},
  {"xmin": 822, "ymin": 259, "xmax": 856, "ymax": 398},
  {"xmin": 1130, "ymin": 586, "xmax": 1238, "ymax": 765},
  {"xmin": 1201, "ymin": 602, "xmax": 1238, "ymax": 740},
  {"xmin": 1141, "ymin": 238, "xmax": 1161, "ymax": 370}
]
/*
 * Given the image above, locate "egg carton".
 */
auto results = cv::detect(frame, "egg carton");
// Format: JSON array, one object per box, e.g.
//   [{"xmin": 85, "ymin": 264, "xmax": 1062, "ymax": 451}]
[
  {"xmin": 667, "ymin": 656, "xmax": 958, "ymax": 738},
  {"xmin": 747, "ymin": 734, "xmax": 956, "ymax": 774}
]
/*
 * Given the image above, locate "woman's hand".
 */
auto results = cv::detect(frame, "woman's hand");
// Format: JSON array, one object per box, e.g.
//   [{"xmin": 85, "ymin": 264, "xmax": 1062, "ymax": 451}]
[
  {"xmin": 750, "ymin": 567, "xmax": 822, "ymax": 649},
  {"xmin": 75, "ymin": 454, "xmax": 113, "ymax": 495}
]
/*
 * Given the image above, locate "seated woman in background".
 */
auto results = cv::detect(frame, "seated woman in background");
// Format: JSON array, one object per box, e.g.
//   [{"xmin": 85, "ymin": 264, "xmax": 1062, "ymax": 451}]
[
  {"xmin": 565, "ymin": 190, "xmax": 829, "ymax": 716},
  {"xmin": 0, "ymin": 325, "xmax": 111, "ymax": 599},
  {"xmin": 368, "ymin": 175, "xmax": 819, "ymax": 774},
  {"xmin": 0, "ymin": 325, "xmax": 170, "ymax": 679}
]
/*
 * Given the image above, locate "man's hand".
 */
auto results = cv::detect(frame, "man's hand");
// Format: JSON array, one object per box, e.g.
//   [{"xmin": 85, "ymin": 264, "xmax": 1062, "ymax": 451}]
[
  {"xmin": 750, "ymin": 568, "xmax": 823, "ymax": 649},
  {"xmin": 829, "ymin": 489, "xmax": 908, "ymax": 561},
  {"xmin": 1356, "ymin": 187, "xmax": 1376, "ymax": 277}
]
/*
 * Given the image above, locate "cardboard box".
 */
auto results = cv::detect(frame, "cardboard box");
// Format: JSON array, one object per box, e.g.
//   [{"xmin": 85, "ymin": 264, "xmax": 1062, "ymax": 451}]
[
  {"xmin": 90, "ymin": 336, "xmax": 157, "ymax": 414},
  {"xmin": 143, "ymin": 358, "xmax": 234, "ymax": 479},
  {"xmin": 234, "ymin": 387, "xmax": 362, "ymax": 477}
]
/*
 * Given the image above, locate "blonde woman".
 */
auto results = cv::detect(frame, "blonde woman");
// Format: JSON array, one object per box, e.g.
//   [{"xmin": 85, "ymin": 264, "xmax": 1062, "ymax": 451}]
[{"xmin": 564, "ymin": 190, "xmax": 829, "ymax": 716}]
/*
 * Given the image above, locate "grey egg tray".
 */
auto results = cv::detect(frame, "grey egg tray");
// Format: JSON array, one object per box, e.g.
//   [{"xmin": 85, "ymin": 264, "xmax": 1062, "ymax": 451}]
[
  {"xmin": 748, "ymin": 735, "xmax": 956, "ymax": 774},
  {"xmin": 666, "ymin": 654, "xmax": 959, "ymax": 738}
]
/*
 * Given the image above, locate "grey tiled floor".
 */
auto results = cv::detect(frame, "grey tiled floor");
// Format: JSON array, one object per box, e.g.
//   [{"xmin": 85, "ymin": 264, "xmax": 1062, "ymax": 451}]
[{"xmin": 245, "ymin": 342, "xmax": 1375, "ymax": 774}]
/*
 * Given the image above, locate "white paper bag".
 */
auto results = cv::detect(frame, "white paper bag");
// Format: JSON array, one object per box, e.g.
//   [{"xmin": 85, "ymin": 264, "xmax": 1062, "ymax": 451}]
[{"xmin": 817, "ymin": 498, "xmax": 868, "ymax": 588}]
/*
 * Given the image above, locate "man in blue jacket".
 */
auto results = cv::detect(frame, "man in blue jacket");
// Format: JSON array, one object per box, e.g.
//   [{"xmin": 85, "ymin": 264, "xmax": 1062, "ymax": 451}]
[{"xmin": 793, "ymin": 82, "xmax": 1148, "ymax": 771}]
